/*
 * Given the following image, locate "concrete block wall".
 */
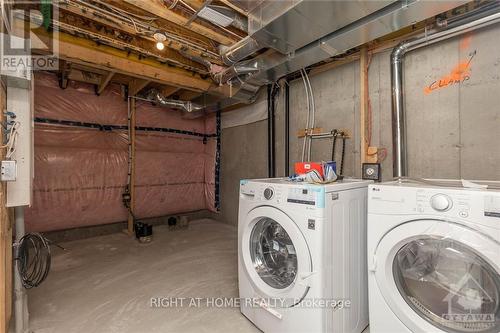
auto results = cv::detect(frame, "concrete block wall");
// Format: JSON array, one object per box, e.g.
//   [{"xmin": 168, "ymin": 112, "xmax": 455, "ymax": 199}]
[{"xmin": 219, "ymin": 24, "xmax": 500, "ymax": 225}]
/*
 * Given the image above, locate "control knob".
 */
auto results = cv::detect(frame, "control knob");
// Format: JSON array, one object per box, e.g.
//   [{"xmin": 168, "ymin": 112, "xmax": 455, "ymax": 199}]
[
  {"xmin": 430, "ymin": 194, "xmax": 452, "ymax": 212},
  {"xmin": 264, "ymin": 188, "xmax": 274, "ymax": 200}
]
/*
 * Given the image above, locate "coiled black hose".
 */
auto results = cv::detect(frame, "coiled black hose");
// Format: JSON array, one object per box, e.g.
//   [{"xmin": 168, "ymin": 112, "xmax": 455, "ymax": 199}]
[{"xmin": 16, "ymin": 233, "xmax": 51, "ymax": 289}]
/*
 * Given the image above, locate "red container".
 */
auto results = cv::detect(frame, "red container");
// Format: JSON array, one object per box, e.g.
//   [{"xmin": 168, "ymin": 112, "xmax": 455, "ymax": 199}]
[{"xmin": 294, "ymin": 162, "xmax": 324, "ymax": 177}]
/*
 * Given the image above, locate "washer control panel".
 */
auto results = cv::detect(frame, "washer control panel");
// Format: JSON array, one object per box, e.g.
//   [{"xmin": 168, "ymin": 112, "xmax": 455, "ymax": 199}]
[{"xmin": 286, "ymin": 188, "xmax": 316, "ymax": 206}]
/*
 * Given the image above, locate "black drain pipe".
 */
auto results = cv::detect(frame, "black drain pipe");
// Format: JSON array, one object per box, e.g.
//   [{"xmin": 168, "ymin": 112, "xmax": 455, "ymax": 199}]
[
  {"xmin": 284, "ymin": 80, "xmax": 290, "ymax": 176},
  {"xmin": 267, "ymin": 84, "xmax": 276, "ymax": 177}
]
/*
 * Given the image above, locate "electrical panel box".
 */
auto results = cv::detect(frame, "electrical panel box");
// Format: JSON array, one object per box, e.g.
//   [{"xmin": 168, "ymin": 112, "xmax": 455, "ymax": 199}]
[
  {"xmin": 6, "ymin": 84, "xmax": 34, "ymax": 207},
  {"xmin": 1, "ymin": 160, "xmax": 16, "ymax": 181}
]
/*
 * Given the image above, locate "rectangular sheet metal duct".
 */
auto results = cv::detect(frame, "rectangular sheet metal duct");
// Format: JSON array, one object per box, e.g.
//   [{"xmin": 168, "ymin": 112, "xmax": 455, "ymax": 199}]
[{"xmin": 239, "ymin": 0, "xmax": 469, "ymax": 84}]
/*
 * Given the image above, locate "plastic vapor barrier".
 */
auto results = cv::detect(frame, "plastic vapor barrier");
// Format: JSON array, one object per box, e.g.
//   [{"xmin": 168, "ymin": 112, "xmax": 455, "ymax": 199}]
[{"xmin": 25, "ymin": 73, "xmax": 217, "ymax": 232}]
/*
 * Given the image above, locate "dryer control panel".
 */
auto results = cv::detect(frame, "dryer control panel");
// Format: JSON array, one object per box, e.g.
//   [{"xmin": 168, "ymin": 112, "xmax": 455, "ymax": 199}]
[
  {"xmin": 369, "ymin": 184, "xmax": 500, "ymax": 229},
  {"xmin": 485, "ymin": 195, "xmax": 500, "ymax": 218}
]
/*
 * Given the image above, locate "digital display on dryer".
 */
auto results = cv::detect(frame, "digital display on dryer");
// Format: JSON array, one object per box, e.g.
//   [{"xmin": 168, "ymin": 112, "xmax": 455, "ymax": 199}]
[{"xmin": 484, "ymin": 195, "xmax": 500, "ymax": 218}]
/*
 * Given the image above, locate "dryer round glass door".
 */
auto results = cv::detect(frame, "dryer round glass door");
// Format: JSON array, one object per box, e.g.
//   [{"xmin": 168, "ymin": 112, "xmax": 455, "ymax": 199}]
[
  {"xmin": 241, "ymin": 206, "xmax": 312, "ymax": 307},
  {"xmin": 373, "ymin": 219, "xmax": 500, "ymax": 333},
  {"xmin": 250, "ymin": 217, "xmax": 297, "ymax": 289},
  {"xmin": 394, "ymin": 238, "xmax": 500, "ymax": 333}
]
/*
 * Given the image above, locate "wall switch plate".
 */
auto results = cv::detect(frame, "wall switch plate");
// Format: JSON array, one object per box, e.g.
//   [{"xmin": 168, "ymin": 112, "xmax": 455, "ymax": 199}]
[
  {"xmin": 1, "ymin": 160, "xmax": 17, "ymax": 181},
  {"xmin": 362, "ymin": 163, "xmax": 381, "ymax": 182}
]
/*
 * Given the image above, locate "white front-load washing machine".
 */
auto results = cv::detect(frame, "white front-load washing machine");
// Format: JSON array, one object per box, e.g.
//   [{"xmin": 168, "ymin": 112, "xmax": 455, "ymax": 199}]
[
  {"xmin": 367, "ymin": 179, "xmax": 500, "ymax": 333},
  {"xmin": 238, "ymin": 178, "xmax": 372, "ymax": 333}
]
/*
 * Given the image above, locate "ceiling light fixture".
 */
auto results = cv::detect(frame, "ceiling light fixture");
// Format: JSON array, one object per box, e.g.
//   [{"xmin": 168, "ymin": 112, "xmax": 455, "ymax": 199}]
[{"xmin": 153, "ymin": 32, "xmax": 166, "ymax": 51}]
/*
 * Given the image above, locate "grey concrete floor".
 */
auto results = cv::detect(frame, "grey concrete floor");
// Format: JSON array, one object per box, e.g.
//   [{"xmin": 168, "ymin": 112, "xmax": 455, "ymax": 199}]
[{"xmin": 28, "ymin": 219, "xmax": 259, "ymax": 333}]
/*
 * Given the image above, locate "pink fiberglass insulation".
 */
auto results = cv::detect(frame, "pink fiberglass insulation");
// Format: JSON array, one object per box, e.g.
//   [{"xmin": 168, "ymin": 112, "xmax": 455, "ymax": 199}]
[{"xmin": 25, "ymin": 72, "xmax": 217, "ymax": 232}]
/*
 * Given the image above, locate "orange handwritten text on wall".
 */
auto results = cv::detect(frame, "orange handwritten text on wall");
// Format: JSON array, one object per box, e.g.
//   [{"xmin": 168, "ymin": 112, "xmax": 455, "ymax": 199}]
[{"xmin": 423, "ymin": 50, "xmax": 476, "ymax": 95}]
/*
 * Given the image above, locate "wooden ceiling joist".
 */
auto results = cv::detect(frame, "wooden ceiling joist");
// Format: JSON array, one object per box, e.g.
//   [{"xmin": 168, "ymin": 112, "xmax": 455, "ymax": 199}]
[
  {"xmin": 57, "ymin": 2, "xmax": 222, "ymax": 65},
  {"xmin": 128, "ymin": 78, "xmax": 151, "ymax": 96},
  {"xmin": 67, "ymin": 69, "xmax": 102, "ymax": 86},
  {"xmin": 58, "ymin": 60, "xmax": 72, "ymax": 89},
  {"xmin": 219, "ymin": 0, "xmax": 248, "ymax": 17},
  {"xmin": 30, "ymin": 27, "xmax": 216, "ymax": 93},
  {"xmin": 96, "ymin": 71, "xmax": 115, "ymax": 95},
  {"xmin": 177, "ymin": 89, "xmax": 203, "ymax": 101},
  {"xmin": 161, "ymin": 86, "xmax": 181, "ymax": 98},
  {"xmin": 121, "ymin": 0, "xmax": 237, "ymax": 45}
]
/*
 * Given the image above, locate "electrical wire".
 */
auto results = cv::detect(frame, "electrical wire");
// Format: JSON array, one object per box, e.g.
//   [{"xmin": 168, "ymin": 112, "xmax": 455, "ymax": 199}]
[
  {"xmin": 300, "ymin": 69, "xmax": 310, "ymax": 162},
  {"xmin": 0, "ymin": 121, "xmax": 20, "ymax": 159},
  {"xmin": 303, "ymin": 69, "xmax": 315, "ymax": 161},
  {"xmin": 16, "ymin": 233, "xmax": 51, "ymax": 289}
]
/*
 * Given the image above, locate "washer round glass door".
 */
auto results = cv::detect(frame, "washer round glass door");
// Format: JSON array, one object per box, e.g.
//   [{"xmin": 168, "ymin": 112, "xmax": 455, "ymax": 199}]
[
  {"xmin": 250, "ymin": 217, "xmax": 298, "ymax": 289},
  {"xmin": 241, "ymin": 206, "xmax": 311, "ymax": 306},
  {"xmin": 374, "ymin": 219, "xmax": 500, "ymax": 333}
]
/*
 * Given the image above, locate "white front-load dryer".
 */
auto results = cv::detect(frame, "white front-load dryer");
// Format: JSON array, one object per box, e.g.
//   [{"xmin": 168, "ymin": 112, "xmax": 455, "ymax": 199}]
[
  {"xmin": 367, "ymin": 180, "xmax": 500, "ymax": 333},
  {"xmin": 238, "ymin": 178, "xmax": 372, "ymax": 333}
]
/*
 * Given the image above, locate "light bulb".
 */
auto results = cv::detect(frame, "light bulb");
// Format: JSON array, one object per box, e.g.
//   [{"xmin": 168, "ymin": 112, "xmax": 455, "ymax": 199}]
[{"xmin": 156, "ymin": 42, "xmax": 164, "ymax": 50}]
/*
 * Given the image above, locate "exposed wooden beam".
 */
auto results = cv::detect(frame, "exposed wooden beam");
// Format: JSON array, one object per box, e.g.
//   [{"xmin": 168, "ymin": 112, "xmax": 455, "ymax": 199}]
[
  {"xmin": 0, "ymin": 79, "xmax": 13, "ymax": 333},
  {"xmin": 177, "ymin": 89, "xmax": 203, "ymax": 101},
  {"xmin": 183, "ymin": 0, "xmax": 247, "ymax": 17},
  {"xmin": 161, "ymin": 86, "xmax": 181, "ymax": 98},
  {"xmin": 184, "ymin": 0, "xmax": 212, "ymax": 26},
  {"xmin": 219, "ymin": 0, "xmax": 248, "ymax": 16},
  {"xmin": 57, "ymin": 4, "xmax": 221, "ymax": 65},
  {"xmin": 129, "ymin": 79, "xmax": 151, "ymax": 96},
  {"xmin": 57, "ymin": 60, "xmax": 72, "ymax": 89},
  {"xmin": 122, "ymin": 0, "xmax": 236, "ymax": 45},
  {"xmin": 67, "ymin": 69, "xmax": 101, "ymax": 85},
  {"xmin": 360, "ymin": 46, "xmax": 369, "ymax": 164},
  {"xmin": 30, "ymin": 27, "xmax": 217, "ymax": 92},
  {"xmin": 96, "ymin": 71, "xmax": 115, "ymax": 95},
  {"xmin": 127, "ymin": 98, "xmax": 136, "ymax": 236}
]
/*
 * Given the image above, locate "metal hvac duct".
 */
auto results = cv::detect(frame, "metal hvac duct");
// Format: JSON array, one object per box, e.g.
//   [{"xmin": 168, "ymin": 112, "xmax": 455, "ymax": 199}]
[
  {"xmin": 391, "ymin": 4, "xmax": 500, "ymax": 177},
  {"xmin": 220, "ymin": 36, "xmax": 261, "ymax": 65},
  {"xmin": 252, "ymin": 0, "xmax": 469, "ymax": 83},
  {"xmin": 206, "ymin": 4, "xmax": 248, "ymax": 31},
  {"xmin": 147, "ymin": 89, "xmax": 203, "ymax": 113},
  {"xmin": 219, "ymin": 0, "xmax": 469, "ymax": 88}
]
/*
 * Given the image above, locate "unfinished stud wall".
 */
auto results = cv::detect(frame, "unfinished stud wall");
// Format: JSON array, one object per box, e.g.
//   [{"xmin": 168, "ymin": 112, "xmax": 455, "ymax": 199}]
[
  {"xmin": 220, "ymin": 24, "xmax": 500, "ymax": 225},
  {"xmin": 26, "ymin": 73, "xmax": 218, "ymax": 232}
]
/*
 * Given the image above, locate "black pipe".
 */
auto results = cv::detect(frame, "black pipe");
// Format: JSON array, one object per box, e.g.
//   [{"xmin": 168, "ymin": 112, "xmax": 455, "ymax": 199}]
[
  {"xmin": 284, "ymin": 80, "xmax": 290, "ymax": 176},
  {"xmin": 215, "ymin": 110, "xmax": 221, "ymax": 211},
  {"xmin": 267, "ymin": 84, "xmax": 274, "ymax": 177}
]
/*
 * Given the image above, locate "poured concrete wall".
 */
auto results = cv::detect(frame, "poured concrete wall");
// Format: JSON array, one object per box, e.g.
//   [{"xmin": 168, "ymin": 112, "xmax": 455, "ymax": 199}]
[
  {"xmin": 219, "ymin": 120, "xmax": 268, "ymax": 225},
  {"xmin": 219, "ymin": 24, "xmax": 500, "ymax": 225}
]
